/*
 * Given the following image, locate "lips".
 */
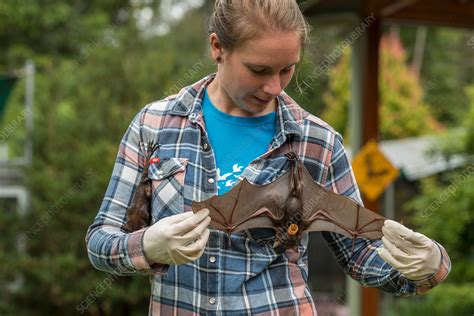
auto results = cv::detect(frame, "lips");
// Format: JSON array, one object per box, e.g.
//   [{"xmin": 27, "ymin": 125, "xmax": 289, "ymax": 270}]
[{"xmin": 253, "ymin": 96, "xmax": 272, "ymax": 103}]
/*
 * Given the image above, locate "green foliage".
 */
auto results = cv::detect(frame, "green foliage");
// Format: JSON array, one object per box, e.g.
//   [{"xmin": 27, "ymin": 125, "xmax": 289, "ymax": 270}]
[
  {"xmin": 288, "ymin": 21, "xmax": 365, "ymax": 117},
  {"xmin": 320, "ymin": 46, "xmax": 350, "ymax": 136},
  {"xmin": 395, "ymin": 85, "xmax": 474, "ymax": 313},
  {"xmin": 402, "ymin": 27, "xmax": 474, "ymax": 126},
  {"xmin": 464, "ymin": 85, "xmax": 474, "ymax": 155},
  {"xmin": 391, "ymin": 283, "xmax": 474, "ymax": 316},
  {"xmin": 321, "ymin": 34, "xmax": 441, "ymax": 141},
  {"xmin": 0, "ymin": 0, "xmax": 131, "ymax": 68},
  {"xmin": 0, "ymin": 1, "xmax": 214, "ymax": 315},
  {"xmin": 285, "ymin": 50, "xmax": 327, "ymax": 115},
  {"xmin": 318, "ymin": 25, "xmax": 474, "ymax": 313}
]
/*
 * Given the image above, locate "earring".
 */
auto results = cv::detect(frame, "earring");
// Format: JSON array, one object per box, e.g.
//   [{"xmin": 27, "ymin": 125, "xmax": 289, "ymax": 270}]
[{"xmin": 216, "ymin": 56, "xmax": 222, "ymax": 63}]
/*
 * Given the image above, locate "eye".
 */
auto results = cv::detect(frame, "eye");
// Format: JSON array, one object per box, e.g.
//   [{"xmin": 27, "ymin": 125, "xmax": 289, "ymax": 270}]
[
  {"xmin": 281, "ymin": 67, "xmax": 293, "ymax": 74},
  {"xmin": 250, "ymin": 67, "xmax": 266, "ymax": 75}
]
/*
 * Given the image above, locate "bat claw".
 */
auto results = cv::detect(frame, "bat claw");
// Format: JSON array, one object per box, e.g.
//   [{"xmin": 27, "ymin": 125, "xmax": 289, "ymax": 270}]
[
  {"xmin": 350, "ymin": 236, "xmax": 356, "ymax": 254},
  {"xmin": 227, "ymin": 233, "xmax": 232, "ymax": 249},
  {"xmin": 144, "ymin": 141, "xmax": 159, "ymax": 155},
  {"xmin": 285, "ymin": 151, "xmax": 298, "ymax": 161}
]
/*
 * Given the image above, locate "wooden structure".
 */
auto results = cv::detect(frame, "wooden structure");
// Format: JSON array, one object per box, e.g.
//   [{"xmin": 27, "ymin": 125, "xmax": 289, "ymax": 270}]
[
  {"xmin": 305, "ymin": 0, "xmax": 474, "ymax": 29},
  {"xmin": 303, "ymin": 1, "xmax": 474, "ymax": 316}
]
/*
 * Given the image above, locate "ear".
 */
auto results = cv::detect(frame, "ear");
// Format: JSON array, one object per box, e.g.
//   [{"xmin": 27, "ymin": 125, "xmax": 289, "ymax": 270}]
[{"xmin": 209, "ymin": 33, "xmax": 224, "ymax": 62}]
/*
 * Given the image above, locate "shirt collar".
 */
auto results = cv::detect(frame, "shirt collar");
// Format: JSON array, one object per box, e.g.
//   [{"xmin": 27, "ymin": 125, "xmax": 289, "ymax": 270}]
[{"xmin": 169, "ymin": 73, "xmax": 306, "ymax": 142}]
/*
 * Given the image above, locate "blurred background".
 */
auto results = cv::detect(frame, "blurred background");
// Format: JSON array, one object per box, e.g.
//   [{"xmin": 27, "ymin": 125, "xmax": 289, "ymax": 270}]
[{"xmin": 0, "ymin": 0, "xmax": 473, "ymax": 315}]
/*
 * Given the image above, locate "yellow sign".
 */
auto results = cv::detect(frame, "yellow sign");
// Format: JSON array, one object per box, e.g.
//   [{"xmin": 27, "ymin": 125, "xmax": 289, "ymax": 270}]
[{"xmin": 352, "ymin": 140, "xmax": 399, "ymax": 201}]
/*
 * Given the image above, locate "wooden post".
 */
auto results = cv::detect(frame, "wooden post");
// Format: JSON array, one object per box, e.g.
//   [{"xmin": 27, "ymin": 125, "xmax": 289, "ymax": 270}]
[{"xmin": 361, "ymin": 15, "xmax": 382, "ymax": 316}]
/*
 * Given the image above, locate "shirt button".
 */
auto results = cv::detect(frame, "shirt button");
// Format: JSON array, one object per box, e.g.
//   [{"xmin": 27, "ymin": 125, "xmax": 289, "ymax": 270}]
[
  {"xmin": 208, "ymin": 178, "xmax": 215, "ymax": 184},
  {"xmin": 209, "ymin": 297, "xmax": 216, "ymax": 305},
  {"xmin": 209, "ymin": 256, "xmax": 216, "ymax": 263},
  {"xmin": 203, "ymin": 142, "xmax": 209, "ymax": 150}
]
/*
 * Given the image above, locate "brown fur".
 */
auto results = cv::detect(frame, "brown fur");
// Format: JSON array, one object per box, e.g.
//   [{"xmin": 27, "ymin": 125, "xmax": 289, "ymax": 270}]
[{"xmin": 122, "ymin": 142, "xmax": 159, "ymax": 233}]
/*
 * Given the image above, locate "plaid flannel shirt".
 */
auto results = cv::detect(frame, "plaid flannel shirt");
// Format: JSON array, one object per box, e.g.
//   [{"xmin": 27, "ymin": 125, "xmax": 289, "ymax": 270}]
[{"xmin": 86, "ymin": 74, "xmax": 451, "ymax": 315}]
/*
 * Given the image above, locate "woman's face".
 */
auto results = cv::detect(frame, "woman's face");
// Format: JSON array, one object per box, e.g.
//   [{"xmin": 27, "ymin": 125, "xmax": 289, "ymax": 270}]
[{"xmin": 209, "ymin": 31, "xmax": 301, "ymax": 116}]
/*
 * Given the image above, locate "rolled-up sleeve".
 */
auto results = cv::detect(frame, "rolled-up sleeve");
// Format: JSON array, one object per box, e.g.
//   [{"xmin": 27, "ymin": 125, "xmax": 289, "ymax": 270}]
[
  {"xmin": 85, "ymin": 108, "xmax": 168, "ymax": 276},
  {"xmin": 321, "ymin": 133, "xmax": 451, "ymax": 296}
]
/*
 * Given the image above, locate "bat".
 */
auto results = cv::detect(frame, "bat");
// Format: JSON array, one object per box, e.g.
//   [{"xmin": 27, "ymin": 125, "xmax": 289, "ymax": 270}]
[
  {"xmin": 192, "ymin": 151, "xmax": 386, "ymax": 251},
  {"xmin": 122, "ymin": 142, "xmax": 159, "ymax": 233}
]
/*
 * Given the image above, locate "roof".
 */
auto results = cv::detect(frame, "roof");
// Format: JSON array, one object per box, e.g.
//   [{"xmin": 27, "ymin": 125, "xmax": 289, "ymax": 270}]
[
  {"xmin": 303, "ymin": 0, "xmax": 474, "ymax": 29},
  {"xmin": 346, "ymin": 134, "xmax": 469, "ymax": 181}
]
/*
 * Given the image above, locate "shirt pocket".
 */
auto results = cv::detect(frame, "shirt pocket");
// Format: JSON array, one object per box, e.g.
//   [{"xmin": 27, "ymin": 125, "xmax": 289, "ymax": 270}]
[
  {"xmin": 148, "ymin": 156, "xmax": 188, "ymax": 222},
  {"xmin": 244, "ymin": 228, "xmax": 277, "ymax": 248}
]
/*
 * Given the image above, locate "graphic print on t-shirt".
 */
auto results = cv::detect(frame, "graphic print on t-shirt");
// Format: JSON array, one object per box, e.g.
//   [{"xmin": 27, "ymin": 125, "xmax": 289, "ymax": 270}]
[{"xmin": 217, "ymin": 164, "xmax": 244, "ymax": 191}]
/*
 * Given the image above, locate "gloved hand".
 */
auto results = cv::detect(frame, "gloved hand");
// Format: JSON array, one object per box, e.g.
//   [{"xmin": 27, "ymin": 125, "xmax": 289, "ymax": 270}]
[
  {"xmin": 377, "ymin": 220, "xmax": 441, "ymax": 281},
  {"xmin": 143, "ymin": 209, "xmax": 211, "ymax": 265}
]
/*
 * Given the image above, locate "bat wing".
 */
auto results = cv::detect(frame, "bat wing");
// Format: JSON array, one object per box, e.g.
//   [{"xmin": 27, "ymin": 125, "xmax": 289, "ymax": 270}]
[
  {"xmin": 299, "ymin": 164, "xmax": 385, "ymax": 240},
  {"xmin": 192, "ymin": 172, "xmax": 292, "ymax": 234},
  {"xmin": 192, "ymin": 156, "xmax": 385, "ymax": 244}
]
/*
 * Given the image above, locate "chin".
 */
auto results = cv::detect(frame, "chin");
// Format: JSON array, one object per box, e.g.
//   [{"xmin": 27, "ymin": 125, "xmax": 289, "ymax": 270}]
[
  {"xmin": 235, "ymin": 101, "xmax": 259, "ymax": 115},
  {"xmin": 244, "ymin": 105, "xmax": 266, "ymax": 115}
]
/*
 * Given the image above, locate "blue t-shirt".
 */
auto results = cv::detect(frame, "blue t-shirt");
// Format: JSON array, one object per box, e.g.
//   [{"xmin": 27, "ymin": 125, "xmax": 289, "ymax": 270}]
[{"xmin": 202, "ymin": 89, "xmax": 277, "ymax": 195}]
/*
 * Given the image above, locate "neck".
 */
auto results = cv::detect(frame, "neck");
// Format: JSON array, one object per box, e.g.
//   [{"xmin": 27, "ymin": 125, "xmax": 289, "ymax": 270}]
[{"xmin": 207, "ymin": 75, "xmax": 277, "ymax": 117}]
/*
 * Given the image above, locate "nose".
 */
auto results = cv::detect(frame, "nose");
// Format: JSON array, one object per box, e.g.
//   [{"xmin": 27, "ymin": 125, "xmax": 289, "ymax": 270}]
[{"xmin": 262, "ymin": 75, "xmax": 283, "ymax": 97}]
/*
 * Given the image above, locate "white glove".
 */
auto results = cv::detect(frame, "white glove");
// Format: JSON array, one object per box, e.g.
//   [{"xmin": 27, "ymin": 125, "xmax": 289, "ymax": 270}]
[
  {"xmin": 143, "ymin": 209, "xmax": 211, "ymax": 265},
  {"xmin": 377, "ymin": 220, "xmax": 441, "ymax": 281}
]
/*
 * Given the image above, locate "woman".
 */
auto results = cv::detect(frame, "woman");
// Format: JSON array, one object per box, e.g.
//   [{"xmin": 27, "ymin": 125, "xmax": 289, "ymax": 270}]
[{"xmin": 86, "ymin": 0, "xmax": 451, "ymax": 314}]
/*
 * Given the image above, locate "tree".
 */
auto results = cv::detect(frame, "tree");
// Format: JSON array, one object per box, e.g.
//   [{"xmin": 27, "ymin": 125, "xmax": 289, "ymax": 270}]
[
  {"xmin": 399, "ymin": 26, "xmax": 474, "ymax": 126},
  {"xmin": 0, "ymin": 1, "xmax": 215, "ymax": 315},
  {"xmin": 321, "ymin": 33, "xmax": 441, "ymax": 141},
  {"xmin": 389, "ymin": 84, "xmax": 474, "ymax": 315}
]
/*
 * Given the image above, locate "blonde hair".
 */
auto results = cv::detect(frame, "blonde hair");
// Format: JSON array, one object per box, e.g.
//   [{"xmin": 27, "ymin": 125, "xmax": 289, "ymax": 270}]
[{"xmin": 209, "ymin": 0, "xmax": 311, "ymax": 51}]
